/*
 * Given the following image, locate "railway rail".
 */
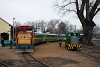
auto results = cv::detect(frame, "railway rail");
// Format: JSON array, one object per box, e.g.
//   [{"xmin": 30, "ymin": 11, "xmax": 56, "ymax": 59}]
[
  {"xmin": 75, "ymin": 51, "xmax": 100, "ymax": 62},
  {"xmin": 22, "ymin": 53, "xmax": 50, "ymax": 67},
  {"xmin": 74, "ymin": 45, "xmax": 100, "ymax": 62},
  {"xmin": 0, "ymin": 62, "xmax": 10, "ymax": 67}
]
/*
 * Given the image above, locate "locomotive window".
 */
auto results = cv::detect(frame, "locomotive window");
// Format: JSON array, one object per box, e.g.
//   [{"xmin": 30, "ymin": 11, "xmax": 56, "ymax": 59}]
[
  {"xmin": 18, "ymin": 30, "xmax": 23, "ymax": 33},
  {"xmin": 76, "ymin": 33, "xmax": 79, "ymax": 36},
  {"xmin": 71, "ymin": 33, "xmax": 73, "ymax": 36},
  {"xmin": 26, "ymin": 29, "xmax": 32, "ymax": 33}
]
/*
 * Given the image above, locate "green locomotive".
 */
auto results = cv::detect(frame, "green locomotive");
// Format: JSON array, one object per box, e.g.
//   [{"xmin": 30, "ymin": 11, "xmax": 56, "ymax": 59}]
[{"xmin": 65, "ymin": 32, "xmax": 81, "ymax": 50}]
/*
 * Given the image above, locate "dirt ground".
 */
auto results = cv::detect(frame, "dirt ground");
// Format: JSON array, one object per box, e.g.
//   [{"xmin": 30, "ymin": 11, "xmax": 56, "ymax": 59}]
[
  {"xmin": 32, "ymin": 42, "xmax": 100, "ymax": 67},
  {"xmin": 0, "ymin": 47, "xmax": 31, "ymax": 67},
  {"xmin": 0, "ymin": 42, "xmax": 100, "ymax": 67}
]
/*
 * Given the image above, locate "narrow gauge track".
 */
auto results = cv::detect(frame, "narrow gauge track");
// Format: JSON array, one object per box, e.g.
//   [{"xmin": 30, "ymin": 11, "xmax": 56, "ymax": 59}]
[
  {"xmin": 0, "ymin": 62, "xmax": 10, "ymax": 67},
  {"xmin": 74, "ymin": 45, "xmax": 100, "ymax": 62},
  {"xmin": 22, "ymin": 53, "xmax": 50, "ymax": 67},
  {"xmin": 75, "ymin": 51, "xmax": 100, "ymax": 62}
]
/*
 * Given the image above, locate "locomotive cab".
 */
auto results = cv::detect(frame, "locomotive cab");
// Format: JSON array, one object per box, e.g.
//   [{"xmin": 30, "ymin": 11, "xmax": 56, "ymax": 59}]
[
  {"xmin": 15, "ymin": 26, "xmax": 34, "ymax": 52},
  {"xmin": 65, "ymin": 32, "xmax": 81, "ymax": 50}
]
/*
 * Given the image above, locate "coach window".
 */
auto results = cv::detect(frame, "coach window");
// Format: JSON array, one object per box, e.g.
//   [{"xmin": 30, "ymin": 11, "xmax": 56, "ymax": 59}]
[{"xmin": 26, "ymin": 29, "xmax": 32, "ymax": 33}]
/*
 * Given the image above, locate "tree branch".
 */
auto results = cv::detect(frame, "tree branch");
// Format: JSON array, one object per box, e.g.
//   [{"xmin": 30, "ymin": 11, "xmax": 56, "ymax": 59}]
[
  {"xmin": 55, "ymin": 1, "xmax": 75, "ymax": 8},
  {"xmin": 80, "ymin": 0, "xmax": 86, "ymax": 15},
  {"xmin": 66, "ymin": 9, "xmax": 77, "ymax": 13},
  {"xmin": 75, "ymin": 0, "xmax": 79, "ymax": 13},
  {"xmin": 54, "ymin": 0, "xmax": 76, "ymax": 15},
  {"xmin": 86, "ymin": 0, "xmax": 89, "ymax": 20},
  {"xmin": 89, "ymin": 0, "xmax": 100, "ymax": 19},
  {"xmin": 94, "ymin": 8, "xmax": 100, "ymax": 16}
]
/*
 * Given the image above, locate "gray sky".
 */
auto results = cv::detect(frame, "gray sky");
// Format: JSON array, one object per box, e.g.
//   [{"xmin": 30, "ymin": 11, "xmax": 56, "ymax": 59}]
[{"xmin": 0, "ymin": 0, "xmax": 100, "ymax": 29}]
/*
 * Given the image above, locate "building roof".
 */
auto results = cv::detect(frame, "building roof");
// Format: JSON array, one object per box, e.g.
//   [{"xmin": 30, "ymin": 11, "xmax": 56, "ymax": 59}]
[{"xmin": 0, "ymin": 17, "xmax": 12, "ymax": 27}]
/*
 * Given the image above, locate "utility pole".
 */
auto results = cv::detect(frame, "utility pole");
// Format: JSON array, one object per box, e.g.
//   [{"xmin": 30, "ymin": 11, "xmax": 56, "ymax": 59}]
[
  {"xmin": 75, "ymin": 25, "xmax": 76, "ymax": 32},
  {"xmin": 13, "ymin": 18, "xmax": 15, "ymax": 41},
  {"xmin": 10, "ymin": 18, "xmax": 15, "ymax": 49}
]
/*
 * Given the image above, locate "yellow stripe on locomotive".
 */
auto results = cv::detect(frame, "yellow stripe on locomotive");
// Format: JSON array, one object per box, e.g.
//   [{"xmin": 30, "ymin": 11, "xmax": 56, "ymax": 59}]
[
  {"xmin": 66, "ymin": 44, "xmax": 81, "ymax": 50},
  {"xmin": 17, "ymin": 34, "xmax": 32, "ymax": 44}
]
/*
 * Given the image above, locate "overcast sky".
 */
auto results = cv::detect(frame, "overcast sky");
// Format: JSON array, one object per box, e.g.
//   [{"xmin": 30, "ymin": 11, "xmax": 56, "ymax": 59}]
[{"xmin": 0, "ymin": 0, "xmax": 100, "ymax": 29}]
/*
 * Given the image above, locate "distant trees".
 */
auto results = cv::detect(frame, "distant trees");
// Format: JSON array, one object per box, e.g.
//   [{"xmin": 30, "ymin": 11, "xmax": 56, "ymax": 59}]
[
  {"xmin": 24, "ymin": 19, "xmax": 77, "ymax": 34},
  {"xmin": 59, "ymin": 21, "xmax": 76, "ymax": 33},
  {"xmin": 93, "ymin": 25, "xmax": 100, "ymax": 35},
  {"xmin": 24, "ymin": 20, "xmax": 46, "ymax": 32},
  {"xmin": 58, "ymin": 22, "xmax": 66, "ymax": 34},
  {"xmin": 37, "ymin": 20, "xmax": 46, "ymax": 33},
  {"xmin": 46, "ymin": 19, "xmax": 60, "ymax": 33},
  {"xmin": 14, "ymin": 21, "xmax": 21, "ymax": 27}
]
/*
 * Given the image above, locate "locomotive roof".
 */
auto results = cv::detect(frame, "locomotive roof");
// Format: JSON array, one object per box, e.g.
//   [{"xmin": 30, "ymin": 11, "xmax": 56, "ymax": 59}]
[
  {"xmin": 66, "ymin": 32, "xmax": 79, "ymax": 33},
  {"xmin": 16, "ymin": 26, "xmax": 33, "ymax": 29},
  {"xmin": 16, "ymin": 26, "xmax": 33, "ymax": 28}
]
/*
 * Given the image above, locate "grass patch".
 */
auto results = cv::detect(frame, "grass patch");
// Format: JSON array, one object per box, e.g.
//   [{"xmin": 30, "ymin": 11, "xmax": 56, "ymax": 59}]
[{"xmin": 95, "ymin": 46, "xmax": 100, "ymax": 50}]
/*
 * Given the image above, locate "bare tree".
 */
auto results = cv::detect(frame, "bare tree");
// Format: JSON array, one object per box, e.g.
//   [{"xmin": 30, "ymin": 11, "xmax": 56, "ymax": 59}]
[
  {"xmin": 63, "ymin": 21, "xmax": 69, "ymax": 32},
  {"xmin": 38, "ymin": 20, "xmax": 47, "ymax": 33},
  {"xmin": 24, "ymin": 21, "xmax": 37, "ymax": 32},
  {"xmin": 58, "ymin": 22, "xmax": 66, "ymax": 34},
  {"xmin": 93, "ymin": 25, "xmax": 100, "ymax": 34},
  {"xmin": 55, "ymin": 0, "xmax": 100, "ymax": 45},
  {"xmin": 68, "ymin": 24, "xmax": 75, "ymax": 32},
  {"xmin": 64, "ymin": 21, "xmax": 75, "ymax": 32},
  {"xmin": 46, "ymin": 19, "xmax": 60, "ymax": 33},
  {"xmin": 47, "ymin": 19, "xmax": 60, "ymax": 29},
  {"xmin": 24, "ymin": 20, "xmax": 48, "ymax": 32},
  {"xmin": 14, "ymin": 21, "xmax": 21, "ymax": 27}
]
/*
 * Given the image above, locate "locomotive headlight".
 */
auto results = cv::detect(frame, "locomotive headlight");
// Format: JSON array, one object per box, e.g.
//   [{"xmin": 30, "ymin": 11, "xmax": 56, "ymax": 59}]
[
  {"xmin": 25, "ymin": 36, "xmax": 28, "ymax": 38},
  {"xmin": 21, "ymin": 36, "xmax": 24, "ymax": 38},
  {"xmin": 17, "ymin": 34, "xmax": 31, "ymax": 38},
  {"xmin": 25, "ymin": 36, "xmax": 31, "ymax": 38},
  {"xmin": 17, "ymin": 36, "xmax": 24, "ymax": 38}
]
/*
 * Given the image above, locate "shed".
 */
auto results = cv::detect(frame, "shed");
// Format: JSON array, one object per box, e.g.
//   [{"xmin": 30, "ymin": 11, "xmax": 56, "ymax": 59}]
[{"xmin": 0, "ymin": 18, "xmax": 13, "ymax": 44}]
